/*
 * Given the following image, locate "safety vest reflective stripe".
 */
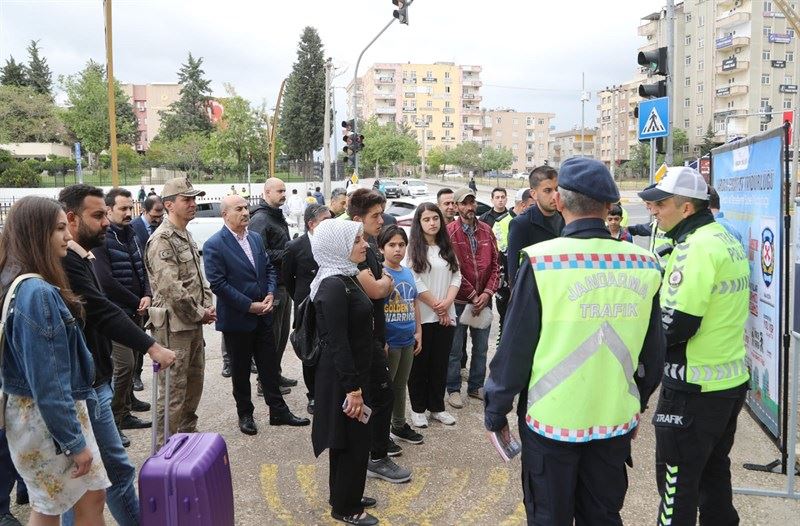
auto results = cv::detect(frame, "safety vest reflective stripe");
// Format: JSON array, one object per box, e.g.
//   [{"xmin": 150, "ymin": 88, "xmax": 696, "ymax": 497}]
[
  {"xmin": 527, "ymin": 414, "xmax": 639, "ymax": 443},
  {"xmin": 663, "ymin": 358, "xmax": 747, "ymax": 383},
  {"xmin": 528, "ymin": 322, "xmax": 640, "ymax": 405},
  {"xmin": 711, "ymin": 277, "xmax": 749, "ymax": 294},
  {"xmin": 529, "ymin": 252, "xmax": 660, "ymax": 271}
]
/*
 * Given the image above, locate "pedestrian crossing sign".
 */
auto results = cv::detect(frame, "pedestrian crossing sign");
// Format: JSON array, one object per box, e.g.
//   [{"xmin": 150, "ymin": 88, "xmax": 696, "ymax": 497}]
[{"xmin": 638, "ymin": 97, "xmax": 670, "ymax": 140}]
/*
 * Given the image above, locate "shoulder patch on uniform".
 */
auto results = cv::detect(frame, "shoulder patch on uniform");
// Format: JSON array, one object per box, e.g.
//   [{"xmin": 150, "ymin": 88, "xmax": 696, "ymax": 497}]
[
  {"xmin": 668, "ymin": 270, "xmax": 683, "ymax": 287},
  {"xmin": 159, "ymin": 250, "xmax": 174, "ymax": 259}
]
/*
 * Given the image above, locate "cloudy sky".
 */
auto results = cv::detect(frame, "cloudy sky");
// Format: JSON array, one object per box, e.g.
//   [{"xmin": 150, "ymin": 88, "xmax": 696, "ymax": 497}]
[{"xmin": 1, "ymin": 0, "xmax": 665, "ymax": 130}]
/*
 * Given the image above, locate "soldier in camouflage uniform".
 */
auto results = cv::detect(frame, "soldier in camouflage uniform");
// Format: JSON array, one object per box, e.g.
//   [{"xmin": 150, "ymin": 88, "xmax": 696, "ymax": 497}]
[{"xmin": 145, "ymin": 177, "xmax": 216, "ymax": 443}]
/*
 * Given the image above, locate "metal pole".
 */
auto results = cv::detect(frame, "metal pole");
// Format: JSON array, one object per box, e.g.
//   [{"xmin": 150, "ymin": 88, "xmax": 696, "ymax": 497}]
[
  {"xmin": 323, "ymin": 58, "xmax": 332, "ymax": 199},
  {"xmin": 103, "ymin": 0, "xmax": 119, "ymax": 187},
  {"xmin": 580, "ymin": 72, "xmax": 585, "ymax": 157},
  {"xmin": 247, "ymin": 162, "xmax": 251, "ymax": 199},
  {"xmin": 665, "ymin": 0, "xmax": 675, "ymax": 165},
  {"xmin": 270, "ymin": 79, "xmax": 286, "ymax": 178},
  {"xmin": 352, "ymin": 18, "xmax": 397, "ymax": 177},
  {"xmin": 649, "ymin": 138, "xmax": 657, "ymax": 184},
  {"xmin": 421, "ymin": 124, "xmax": 427, "ymax": 177},
  {"xmin": 610, "ymin": 87, "xmax": 617, "ymax": 178}
]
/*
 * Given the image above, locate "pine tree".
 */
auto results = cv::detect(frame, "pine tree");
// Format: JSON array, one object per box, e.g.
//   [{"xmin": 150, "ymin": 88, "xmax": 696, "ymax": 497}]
[
  {"xmin": 0, "ymin": 56, "xmax": 28, "ymax": 87},
  {"xmin": 25, "ymin": 40, "xmax": 52, "ymax": 96},
  {"xmin": 279, "ymin": 27, "xmax": 326, "ymax": 161},
  {"xmin": 700, "ymin": 122, "xmax": 718, "ymax": 156},
  {"xmin": 159, "ymin": 53, "xmax": 213, "ymax": 141}
]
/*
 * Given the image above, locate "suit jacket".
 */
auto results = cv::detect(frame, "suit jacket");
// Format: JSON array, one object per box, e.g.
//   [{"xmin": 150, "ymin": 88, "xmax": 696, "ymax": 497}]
[
  {"xmin": 282, "ymin": 233, "xmax": 317, "ymax": 309},
  {"xmin": 203, "ymin": 227, "xmax": 278, "ymax": 333},
  {"xmin": 131, "ymin": 215, "xmax": 152, "ymax": 249}
]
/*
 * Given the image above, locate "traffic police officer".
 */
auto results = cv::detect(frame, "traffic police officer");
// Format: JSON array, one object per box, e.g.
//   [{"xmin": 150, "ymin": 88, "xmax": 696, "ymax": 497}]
[
  {"xmin": 146, "ymin": 177, "xmax": 216, "ymax": 444},
  {"xmin": 639, "ymin": 168, "xmax": 749, "ymax": 526},
  {"xmin": 484, "ymin": 157, "xmax": 665, "ymax": 525}
]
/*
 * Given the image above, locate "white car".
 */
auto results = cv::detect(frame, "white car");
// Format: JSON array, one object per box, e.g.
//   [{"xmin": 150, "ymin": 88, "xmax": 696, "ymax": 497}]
[
  {"xmin": 443, "ymin": 171, "xmax": 463, "ymax": 179},
  {"xmin": 187, "ymin": 214, "xmax": 300, "ymax": 253},
  {"xmin": 385, "ymin": 196, "xmax": 492, "ymax": 229},
  {"xmin": 400, "ymin": 178, "xmax": 429, "ymax": 197}
]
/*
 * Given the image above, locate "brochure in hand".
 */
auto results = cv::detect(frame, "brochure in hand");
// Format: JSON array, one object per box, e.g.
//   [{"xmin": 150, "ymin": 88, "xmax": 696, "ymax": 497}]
[{"xmin": 490, "ymin": 429, "xmax": 522, "ymax": 462}]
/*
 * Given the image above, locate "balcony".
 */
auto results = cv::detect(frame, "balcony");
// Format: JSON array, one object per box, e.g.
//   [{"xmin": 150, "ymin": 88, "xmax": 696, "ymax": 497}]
[
  {"xmin": 462, "ymin": 79, "xmax": 482, "ymax": 87},
  {"xmin": 376, "ymin": 107, "xmax": 397, "ymax": 114},
  {"xmin": 442, "ymin": 122, "xmax": 454, "ymax": 128},
  {"xmin": 462, "ymin": 65, "xmax": 482, "ymax": 73},
  {"xmin": 716, "ymin": 10, "xmax": 750, "ymax": 29},
  {"xmin": 442, "ymin": 136, "xmax": 456, "ymax": 142},
  {"xmin": 715, "ymin": 84, "xmax": 748, "ymax": 97},
  {"xmin": 402, "ymin": 107, "xmax": 417, "ymax": 113},
  {"xmin": 422, "ymin": 76, "xmax": 437, "ymax": 83},
  {"xmin": 716, "ymin": 57, "xmax": 749, "ymax": 74},
  {"xmin": 638, "ymin": 20, "xmax": 658, "ymax": 37},
  {"xmin": 376, "ymin": 76, "xmax": 394, "ymax": 84},
  {"xmin": 404, "ymin": 92, "xmax": 415, "ymax": 98},
  {"xmin": 463, "ymin": 93, "xmax": 482, "ymax": 100},
  {"xmin": 443, "ymin": 107, "xmax": 455, "ymax": 114},
  {"xmin": 402, "ymin": 77, "xmax": 417, "ymax": 84},
  {"xmin": 715, "ymin": 35, "xmax": 750, "ymax": 51}
]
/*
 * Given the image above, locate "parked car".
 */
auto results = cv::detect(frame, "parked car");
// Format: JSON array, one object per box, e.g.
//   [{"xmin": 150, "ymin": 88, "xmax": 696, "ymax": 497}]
[
  {"xmin": 187, "ymin": 210, "xmax": 300, "ymax": 253},
  {"xmin": 443, "ymin": 171, "xmax": 463, "ymax": 179},
  {"xmin": 386, "ymin": 196, "xmax": 491, "ymax": 228},
  {"xmin": 373, "ymin": 179, "xmax": 402, "ymax": 198},
  {"xmin": 400, "ymin": 178, "xmax": 429, "ymax": 197},
  {"xmin": 194, "ymin": 201, "xmax": 222, "ymax": 217}
]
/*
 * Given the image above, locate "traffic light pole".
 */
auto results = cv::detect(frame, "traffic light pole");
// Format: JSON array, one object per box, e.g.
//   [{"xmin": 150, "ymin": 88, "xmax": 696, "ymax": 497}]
[
  {"xmin": 323, "ymin": 58, "xmax": 332, "ymax": 200},
  {"xmin": 649, "ymin": 138, "xmax": 657, "ymax": 184},
  {"xmin": 665, "ymin": 0, "xmax": 675, "ymax": 165}
]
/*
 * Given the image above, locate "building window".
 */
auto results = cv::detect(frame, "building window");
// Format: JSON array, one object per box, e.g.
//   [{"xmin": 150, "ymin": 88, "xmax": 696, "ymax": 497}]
[
  {"xmin": 686, "ymin": 13, "xmax": 692, "ymax": 22},
  {"xmin": 785, "ymin": 75, "xmax": 794, "ymax": 84},
  {"xmin": 427, "ymin": 100, "xmax": 433, "ymax": 108},
  {"xmin": 762, "ymin": 73, "xmax": 771, "ymax": 85},
  {"xmin": 526, "ymin": 117, "xmax": 532, "ymax": 125},
  {"xmin": 445, "ymin": 101, "xmax": 450, "ymax": 108},
  {"xmin": 763, "ymin": 50, "xmax": 771, "ymax": 60},
  {"xmin": 698, "ymin": 15, "xmax": 705, "ymax": 27},
  {"xmin": 497, "ymin": 117, "xmax": 502, "ymax": 124},
  {"xmin": 685, "ymin": 77, "xmax": 691, "ymax": 87},
  {"xmin": 697, "ymin": 82, "xmax": 704, "ymax": 93},
  {"xmin": 685, "ymin": 55, "xmax": 692, "ymax": 66},
  {"xmin": 785, "ymin": 99, "xmax": 793, "ymax": 109},
  {"xmin": 788, "ymin": 51, "xmax": 795, "ymax": 62},
  {"xmin": 512, "ymin": 118, "xmax": 519, "ymax": 125},
  {"xmin": 538, "ymin": 119, "xmax": 545, "ymax": 125},
  {"xmin": 685, "ymin": 35, "xmax": 692, "ymax": 45},
  {"xmin": 764, "ymin": 26, "xmax": 772, "ymax": 37},
  {"xmin": 684, "ymin": 98, "xmax": 691, "ymax": 107},
  {"xmin": 698, "ymin": 37, "xmax": 704, "ymax": 49},
  {"xmin": 698, "ymin": 59, "xmax": 704, "ymax": 71},
  {"xmin": 445, "ymin": 86, "xmax": 450, "ymax": 93},
  {"xmin": 697, "ymin": 126, "xmax": 703, "ymax": 137},
  {"xmin": 444, "ymin": 71, "xmax": 450, "ymax": 79},
  {"xmin": 697, "ymin": 105, "xmax": 704, "ymax": 115},
  {"xmin": 764, "ymin": 1, "xmax": 773, "ymax": 11},
  {"xmin": 684, "ymin": 118, "xmax": 690, "ymax": 128}
]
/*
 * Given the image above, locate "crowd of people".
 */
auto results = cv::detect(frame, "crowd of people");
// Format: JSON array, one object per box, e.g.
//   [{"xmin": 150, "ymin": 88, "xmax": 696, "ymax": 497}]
[{"xmin": 0, "ymin": 159, "xmax": 752, "ymax": 525}]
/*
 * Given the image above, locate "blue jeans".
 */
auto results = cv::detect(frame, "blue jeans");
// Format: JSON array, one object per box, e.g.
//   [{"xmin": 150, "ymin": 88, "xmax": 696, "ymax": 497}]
[
  {"xmin": 0, "ymin": 429, "xmax": 26, "ymax": 515},
  {"xmin": 62, "ymin": 382, "xmax": 139, "ymax": 526},
  {"xmin": 447, "ymin": 303, "xmax": 490, "ymax": 393}
]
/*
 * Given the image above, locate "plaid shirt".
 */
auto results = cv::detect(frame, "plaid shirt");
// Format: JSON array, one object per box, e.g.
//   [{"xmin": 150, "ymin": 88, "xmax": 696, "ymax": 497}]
[{"xmin": 461, "ymin": 221, "xmax": 478, "ymax": 254}]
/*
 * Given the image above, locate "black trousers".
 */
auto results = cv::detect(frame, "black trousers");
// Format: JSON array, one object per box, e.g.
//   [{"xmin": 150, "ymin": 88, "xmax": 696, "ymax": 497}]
[
  {"xmin": 329, "ymin": 417, "xmax": 371, "ymax": 516},
  {"xmin": 408, "ymin": 323, "xmax": 454, "ymax": 413},
  {"xmin": 223, "ymin": 317, "xmax": 288, "ymax": 418},
  {"xmin": 521, "ymin": 423, "xmax": 631, "ymax": 526},
  {"xmin": 654, "ymin": 385, "xmax": 746, "ymax": 526},
  {"xmin": 273, "ymin": 285, "xmax": 292, "ymax": 375},
  {"xmin": 368, "ymin": 341, "xmax": 394, "ymax": 460},
  {"xmin": 0, "ymin": 430, "xmax": 26, "ymax": 515},
  {"xmin": 303, "ymin": 364, "xmax": 316, "ymax": 401}
]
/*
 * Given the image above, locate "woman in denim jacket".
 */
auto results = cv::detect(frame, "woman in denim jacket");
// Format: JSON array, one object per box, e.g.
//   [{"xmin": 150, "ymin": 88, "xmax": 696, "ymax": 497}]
[{"xmin": 0, "ymin": 196, "xmax": 109, "ymax": 525}]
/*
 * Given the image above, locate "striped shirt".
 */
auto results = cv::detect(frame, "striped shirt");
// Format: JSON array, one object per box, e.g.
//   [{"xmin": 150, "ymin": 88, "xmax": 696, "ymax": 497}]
[{"xmin": 226, "ymin": 226, "xmax": 255, "ymax": 269}]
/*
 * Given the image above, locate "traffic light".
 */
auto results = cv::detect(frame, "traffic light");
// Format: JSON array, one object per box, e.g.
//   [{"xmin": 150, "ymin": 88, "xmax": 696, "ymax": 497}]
[
  {"xmin": 637, "ymin": 46, "xmax": 668, "ymax": 99},
  {"xmin": 393, "ymin": 0, "xmax": 408, "ymax": 25},
  {"xmin": 762, "ymin": 104, "xmax": 774, "ymax": 124}
]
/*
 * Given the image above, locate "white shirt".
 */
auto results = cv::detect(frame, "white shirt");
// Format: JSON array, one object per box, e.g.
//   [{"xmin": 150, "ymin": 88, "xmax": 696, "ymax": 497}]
[
  {"xmin": 226, "ymin": 226, "xmax": 255, "ymax": 269},
  {"xmin": 286, "ymin": 195, "xmax": 305, "ymax": 215},
  {"xmin": 407, "ymin": 245, "xmax": 462, "ymax": 324}
]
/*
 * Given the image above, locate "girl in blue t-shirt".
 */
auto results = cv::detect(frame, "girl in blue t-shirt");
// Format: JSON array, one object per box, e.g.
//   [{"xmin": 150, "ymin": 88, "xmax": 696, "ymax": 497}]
[{"xmin": 377, "ymin": 225, "xmax": 425, "ymax": 447}]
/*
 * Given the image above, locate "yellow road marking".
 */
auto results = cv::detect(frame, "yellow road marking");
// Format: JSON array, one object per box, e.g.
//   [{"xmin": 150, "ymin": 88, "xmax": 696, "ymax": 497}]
[
  {"xmin": 417, "ymin": 468, "xmax": 469, "ymax": 526},
  {"xmin": 460, "ymin": 467, "xmax": 510, "ymax": 525},
  {"xmin": 500, "ymin": 502, "xmax": 527, "ymax": 526},
  {"xmin": 296, "ymin": 464, "xmax": 338, "ymax": 525},
  {"xmin": 376, "ymin": 467, "xmax": 429, "ymax": 525},
  {"xmin": 260, "ymin": 464, "xmax": 293, "ymax": 524}
]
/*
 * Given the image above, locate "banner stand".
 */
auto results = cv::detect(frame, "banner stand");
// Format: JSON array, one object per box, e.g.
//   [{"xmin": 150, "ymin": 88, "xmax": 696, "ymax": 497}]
[{"xmin": 732, "ymin": 123, "xmax": 800, "ymax": 499}]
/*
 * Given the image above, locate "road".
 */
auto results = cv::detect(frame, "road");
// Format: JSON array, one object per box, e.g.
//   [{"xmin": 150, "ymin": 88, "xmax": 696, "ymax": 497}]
[{"xmin": 8, "ymin": 180, "xmax": 800, "ymax": 524}]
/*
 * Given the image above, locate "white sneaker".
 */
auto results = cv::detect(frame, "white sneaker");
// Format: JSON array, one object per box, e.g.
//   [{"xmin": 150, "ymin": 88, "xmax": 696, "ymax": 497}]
[
  {"xmin": 430, "ymin": 411, "xmax": 456, "ymax": 425},
  {"xmin": 410, "ymin": 411, "xmax": 429, "ymax": 428},
  {"xmin": 460, "ymin": 367, "xmax": 469, "ymax": 382},
  {"xmin": 448, "ymin": 391, "xmax": 465, "ymax": 409}
]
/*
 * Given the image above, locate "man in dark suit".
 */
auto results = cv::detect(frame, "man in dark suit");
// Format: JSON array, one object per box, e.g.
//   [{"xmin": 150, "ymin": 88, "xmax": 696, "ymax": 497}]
[
  {"xmin": 282, "ymin": 203, "xmax": 332, "ymax": 414},
  {"xmin": 131, "ymin": 195, "xmax": 164, "ymax": 248},
  {"xmin": 203, "ymin": 195, "xmax": 309, "ymax": 435}
]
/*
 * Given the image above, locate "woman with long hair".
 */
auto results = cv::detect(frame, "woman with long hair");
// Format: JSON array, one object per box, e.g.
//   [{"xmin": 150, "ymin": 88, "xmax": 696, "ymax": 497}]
[
  {"xmin": 0, "ymin": 196, "xmax": 109, "ymax": 525},
  {"xmin": 310, "ymin": 219, "xmax": 379, "ymax": 526},
  {"xmin": 405, "ymin": 202, "xmax": 461, "ymax": 429}
]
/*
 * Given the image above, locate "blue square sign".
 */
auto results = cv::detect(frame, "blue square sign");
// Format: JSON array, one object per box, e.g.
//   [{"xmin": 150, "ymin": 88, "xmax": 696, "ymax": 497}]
[{"xmin": 638, "ymin": 97, "xmax": 670, "ymax": 140}]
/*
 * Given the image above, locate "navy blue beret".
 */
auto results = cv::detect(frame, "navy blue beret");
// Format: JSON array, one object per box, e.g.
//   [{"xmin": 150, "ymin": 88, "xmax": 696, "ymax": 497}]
[{"xmin": 557, "ymin": 157, "xmax": 620, "ymax": 203}]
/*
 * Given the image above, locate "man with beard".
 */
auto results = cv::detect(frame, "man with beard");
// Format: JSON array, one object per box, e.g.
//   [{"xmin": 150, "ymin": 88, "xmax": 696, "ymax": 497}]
[
  {"xmin": 58, "ymin": 184, "xmax": 175, "ymax": 526},
  {"xmin": 131, "ymin": 195, "xmax": 164, "ymax": 248},
  {"xmin": 437, "ymin": 188, "xmax": 456, "ymax": 225},
  {"xmin": 506, "ymin": 165, "xmax": 564, "ymax": 286},
  {"xmin": 249, "ymin": 177, "xmax": 297, "ymax": 390},
  {"xmin": 91, "ymin": 188, "xmax": 153, "ymax": 438},
  {"xmin": 146, "ymin": 178, "xmax": 216, "ymax": 445}
]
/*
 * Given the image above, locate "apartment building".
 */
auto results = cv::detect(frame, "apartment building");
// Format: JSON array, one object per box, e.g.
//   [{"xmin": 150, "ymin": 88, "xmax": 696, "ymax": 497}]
[
  {"xmin": 597, "ymin": 79, "xmax": 643, "ymax": 168},
  {"xmin": 347, "ymin": 62, "xmax": 483, "ymax": 157},
  {"xmin": 633, "ymin": 1, "xmax": 800, "ymax": 157},
  {"xmin": 120, "ymin": 83, "xmax": 181, "ymax": 151},
  {"xmin": 480, "ymin": 109, "xmax": 555, "ymax": 173},
  {"xmin": 548, "ymin": 128, "xmax": 598, "ymax": 168}
]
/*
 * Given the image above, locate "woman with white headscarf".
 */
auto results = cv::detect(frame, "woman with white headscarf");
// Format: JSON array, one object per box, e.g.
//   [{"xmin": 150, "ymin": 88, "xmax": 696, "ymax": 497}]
[{"xmin": 309, "ymin": 219, "xmax": 379, "ymax": 526}]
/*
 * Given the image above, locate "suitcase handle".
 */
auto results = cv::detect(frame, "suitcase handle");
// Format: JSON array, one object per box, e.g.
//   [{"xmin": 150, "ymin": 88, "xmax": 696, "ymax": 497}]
[
  {"xmin": 150, "ymin": 362, "xmax": 171, "ymax": 455},
  {"xmin": 163, "ymin": 434, "xmax": 189, "ymax": 460}
]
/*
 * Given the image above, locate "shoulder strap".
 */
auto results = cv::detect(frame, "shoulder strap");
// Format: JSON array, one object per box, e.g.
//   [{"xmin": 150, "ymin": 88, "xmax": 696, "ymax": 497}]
[{"xmin": 1, "ymin": 273, "xmax": 44, "ymax": 371}]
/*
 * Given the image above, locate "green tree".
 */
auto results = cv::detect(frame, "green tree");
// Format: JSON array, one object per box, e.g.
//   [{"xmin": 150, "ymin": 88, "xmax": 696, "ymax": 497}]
[
  {"xmin": 700, "ymin": 122, "xmax": 718, "ymax": 157},
  {"xmin": 449, "ymin": 141, "xmax": 482, "ymax": 172},
  {"xmin": 279, "ymin": 27, "xmax": 326, "ymax": 161},
  {"xmin": 425, "ymin": 146, "xmax": 448, "ymax": 174},
  {"xmin": 159, "ymin": 53, "xmax": 213, "ymax": 141},
  {"xmin": 624, "ymin": 142, "xmax": 650, "ymax": 179},
  {"xmin": 0, "ymin": 56, "xmax": 28, "ymax": 87},
  {"xmin": 25, "ymin": 40, "xmax": 52, "ymax": 97},
  {"xmin": 0, "ymin": 161, "xmax": 40, "ymax": 187},
  {"xmin": 358, "ymin": 118, "xmax": 419, "ymax": 170},
  {"xmin": 480, "ymin": 146, "xmax": 514, "ymax": 172},
  {"xmin": 60, "ymin": 60, "xmax": 137, "ymax": 162},
  {"xmin": 210, "ymin": 86, "xmax": 261, "ymax": 171},
  {"xmin": 671, "ymin": 128, "xmax": 688, "ymax": 165},
  {"xmin": 0, "ymin": 85, "xmax": 65, "ymax": 142}
]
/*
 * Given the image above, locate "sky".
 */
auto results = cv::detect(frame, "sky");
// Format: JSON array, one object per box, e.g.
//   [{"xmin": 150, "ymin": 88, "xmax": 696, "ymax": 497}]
[{"xmin": 0, "ymin": 0, "xmax": 666, "ymax": 131}]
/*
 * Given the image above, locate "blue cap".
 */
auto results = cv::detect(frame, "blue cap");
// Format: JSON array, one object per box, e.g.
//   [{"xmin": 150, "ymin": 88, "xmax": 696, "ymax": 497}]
[{"xmin": 557, "ymin": 157, "xmax": 620, "ymax": 203}]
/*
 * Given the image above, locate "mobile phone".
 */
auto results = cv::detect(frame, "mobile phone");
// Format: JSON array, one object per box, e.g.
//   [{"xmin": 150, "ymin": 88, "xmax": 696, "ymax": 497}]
[{"xmin": 342, "ymin": 399, "xmax": 372, "ymax": 424}]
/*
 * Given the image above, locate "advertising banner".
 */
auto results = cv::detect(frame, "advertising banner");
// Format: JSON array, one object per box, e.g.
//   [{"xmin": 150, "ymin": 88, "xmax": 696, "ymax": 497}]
[{"xmin": 712, "ymin": 127, "xmax": 783, "ymax": 439}]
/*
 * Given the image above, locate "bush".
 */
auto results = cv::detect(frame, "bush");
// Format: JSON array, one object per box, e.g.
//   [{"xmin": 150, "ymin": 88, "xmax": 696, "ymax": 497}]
[{"xmin": 0, "ymin": 162, "xmax": 41, "ymax": 187}]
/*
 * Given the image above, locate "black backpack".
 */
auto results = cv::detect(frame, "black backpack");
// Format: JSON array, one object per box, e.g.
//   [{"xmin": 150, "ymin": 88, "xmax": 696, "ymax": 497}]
[{"xmin": 290, "ymin": 296, "xmax": 321, "ymax": 367}]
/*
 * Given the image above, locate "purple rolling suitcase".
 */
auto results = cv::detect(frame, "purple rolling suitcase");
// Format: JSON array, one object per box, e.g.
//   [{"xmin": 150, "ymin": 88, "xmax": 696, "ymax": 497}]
[{"xmin": 138, "ymin": 364, "xmax": 235, "ymax": 525}]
